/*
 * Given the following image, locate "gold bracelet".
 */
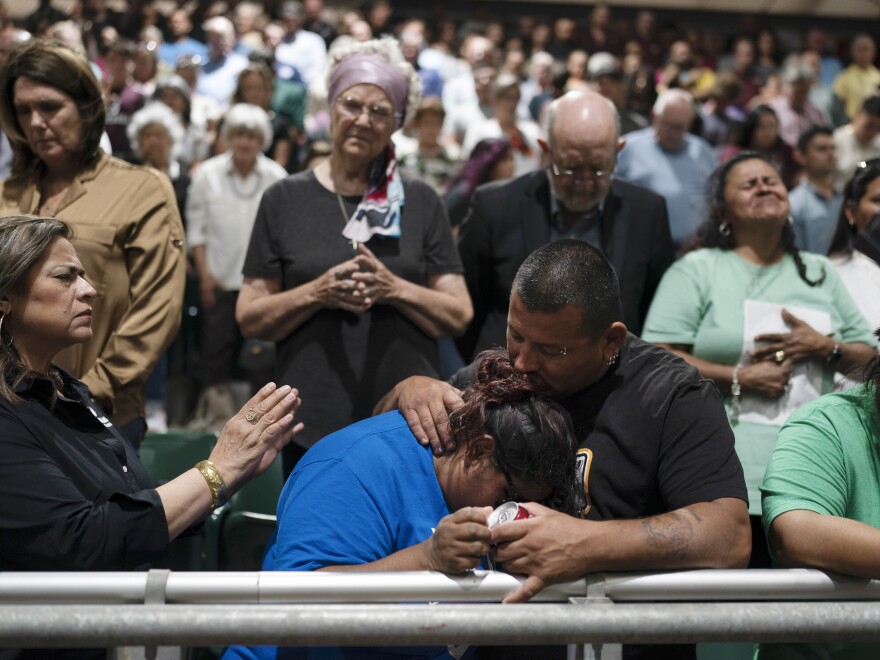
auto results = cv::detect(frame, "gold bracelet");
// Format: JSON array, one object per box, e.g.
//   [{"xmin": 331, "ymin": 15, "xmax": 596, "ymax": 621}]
[{"xmin": 195, "ymin": 460, "xmax": 228, "ymax": 510}]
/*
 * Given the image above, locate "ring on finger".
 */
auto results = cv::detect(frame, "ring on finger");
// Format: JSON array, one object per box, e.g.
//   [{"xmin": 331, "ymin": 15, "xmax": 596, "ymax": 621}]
[
  {"xmin": 774, "ymin": 350, "xmax": 786, "ymax": 364},
  {"xmin": 245, "ymin": 409, "xmax": 259, "ymax": 424}
]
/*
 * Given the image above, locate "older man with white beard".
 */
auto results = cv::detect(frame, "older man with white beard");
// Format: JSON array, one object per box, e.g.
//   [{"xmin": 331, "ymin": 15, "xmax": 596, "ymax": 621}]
[{"xmin": 456, "ymin": 89, "xmax": 674, "ymax": 359}]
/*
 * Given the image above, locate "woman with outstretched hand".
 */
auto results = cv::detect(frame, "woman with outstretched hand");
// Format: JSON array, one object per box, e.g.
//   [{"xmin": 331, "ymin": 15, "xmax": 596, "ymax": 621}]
[{"xmin": 0, "ymin": 215, "xmax": 302, "ymax": 576}]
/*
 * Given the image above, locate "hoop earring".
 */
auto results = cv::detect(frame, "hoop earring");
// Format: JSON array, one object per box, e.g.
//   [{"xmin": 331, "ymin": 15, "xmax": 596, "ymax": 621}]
[
  {"xmin": 719, "ymin": 222, "xmax": 732, "ymax": 237},
  {"xmin": 0, "ymin": 312, "xmax": 11, "ymax": 347}
]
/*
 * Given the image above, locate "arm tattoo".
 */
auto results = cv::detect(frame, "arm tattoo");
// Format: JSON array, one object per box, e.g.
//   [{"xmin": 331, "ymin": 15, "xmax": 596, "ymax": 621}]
[{"xmin": 640, "ymin": 510, "xmax": 698, "ymax": 560}]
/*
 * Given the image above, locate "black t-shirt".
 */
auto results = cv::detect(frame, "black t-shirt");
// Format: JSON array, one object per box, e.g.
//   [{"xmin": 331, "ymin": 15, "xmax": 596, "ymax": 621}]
[
  {"xmin": 243, "ymin": 171, "xmax": 463, "ymax": 451},
  {"xmin": 452, "ymin": 334, "xmax": 746, "ymax": 518},
  {"xmin": 454, "ymin": 335, "xmax": 745, "ymax": 660}
]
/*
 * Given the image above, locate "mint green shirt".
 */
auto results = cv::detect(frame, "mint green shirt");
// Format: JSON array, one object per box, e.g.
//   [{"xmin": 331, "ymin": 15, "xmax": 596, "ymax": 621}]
[
  {"xmin": 761, "ymin": 385, "xmax": 880, "ymax": 535},
  {"xmin": 643, "ymin": 248, "xmax": 873, "ymax": 514},
  {"xmin": 758, "ymin": 385, "xmax": 880, "ymax": 660}
]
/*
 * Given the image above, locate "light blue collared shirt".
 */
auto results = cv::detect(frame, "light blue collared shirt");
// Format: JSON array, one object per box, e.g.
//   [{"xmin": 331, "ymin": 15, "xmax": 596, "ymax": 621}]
[{"xmin": 789, "ymin": 178, "xmax": 843, "ymax": 255}]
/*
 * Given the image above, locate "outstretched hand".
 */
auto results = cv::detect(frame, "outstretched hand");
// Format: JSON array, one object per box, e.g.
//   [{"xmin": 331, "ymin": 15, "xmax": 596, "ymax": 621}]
[{"xmin": 209, "ymin": 382, "xmax": 303, "ymax": 491}]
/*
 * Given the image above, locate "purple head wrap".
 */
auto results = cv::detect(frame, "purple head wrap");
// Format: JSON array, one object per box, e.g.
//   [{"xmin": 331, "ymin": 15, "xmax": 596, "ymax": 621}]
[{"xmin": 328, "ymin": 54, "xmax": 409, "ymax": 127}]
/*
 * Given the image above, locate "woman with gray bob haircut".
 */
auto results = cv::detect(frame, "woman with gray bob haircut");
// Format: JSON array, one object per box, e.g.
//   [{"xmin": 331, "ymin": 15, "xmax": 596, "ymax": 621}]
[
  {"xmin": 186, "ymin": 104, "xmax": 289, "ymax": 416},
  {"xmin": 127, "ymin": 102, "xmax": 186, "ymax": 166},
  {"xmin": 220, "ymin": 102, "xmax": 274, "ymax": 152}
]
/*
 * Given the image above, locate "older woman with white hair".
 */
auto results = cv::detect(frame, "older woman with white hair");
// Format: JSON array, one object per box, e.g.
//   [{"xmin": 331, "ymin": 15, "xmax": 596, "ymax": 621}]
[
  {"xmin": 128, "ymin": 102, "xmax": 188, "ymax": 217},
  {"xmin": 129, "ymin": 102, "xmax": 191, "ymax": 431},
  {"xmin": 237, "ymin": 37, "xmax": 473, "ymax": 476},
  {"xmin": 153, "ymin": 74, "xmax": 210, "ymax": 174},
  {"xmin": 187, "ymin": 103, "xmax": 288, "ymax": 412}
]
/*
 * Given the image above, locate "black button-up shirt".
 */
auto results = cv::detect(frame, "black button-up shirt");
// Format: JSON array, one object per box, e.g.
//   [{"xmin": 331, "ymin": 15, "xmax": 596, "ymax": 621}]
[{"xmin": 0, "ymin": 368, "xmax": 168, "ymax": 570}]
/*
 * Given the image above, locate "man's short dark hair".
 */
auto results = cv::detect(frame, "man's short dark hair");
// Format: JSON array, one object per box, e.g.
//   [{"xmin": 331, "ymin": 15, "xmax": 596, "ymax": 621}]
[
  {"xmin": 512, "ymin": 239, "xmax": 623, "ymax": 339},
  {"xmin": 862, "ymin": 95, "xmax": 880, "ymax": 118},
  {"xmin": 797, "ymin": 125, "xmax": 833, "ymax": 153}
]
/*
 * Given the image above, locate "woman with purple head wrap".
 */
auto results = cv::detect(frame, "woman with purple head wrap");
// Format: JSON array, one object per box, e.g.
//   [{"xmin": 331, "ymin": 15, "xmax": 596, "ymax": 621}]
[{"xmin": 237, "ymin": 37, "xmax": 473, "ymax": 476}]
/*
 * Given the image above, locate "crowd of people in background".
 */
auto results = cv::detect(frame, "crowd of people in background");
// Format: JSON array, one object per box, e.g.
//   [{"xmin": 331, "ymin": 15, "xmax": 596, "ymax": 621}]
[
  {"xmin": 2, "ymin": 2, "xmax": 880, "ymax": 658},
  {"xmin": 1, "ymin": 3, "xmax": 877, "ymax": 400}
]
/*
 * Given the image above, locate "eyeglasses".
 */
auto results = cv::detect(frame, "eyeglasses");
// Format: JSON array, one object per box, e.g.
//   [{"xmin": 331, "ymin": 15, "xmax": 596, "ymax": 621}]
[
  {"xmin": 855, "ymin": 158, "xmax": 880, "ymax": 171},
  {"xmin": 336, "ymin": 96, "xmax": 399, "ymax": 125},
  {"xmin": 550, "ymin": 161, "xmax": 615, "ymax": 183},
  {"xmin": 850, "ymin": 158, "xmax": 880, "ymax": 190},
  {"xmin": 492, "ymin": 441, "xmax": 520, "ymax": 508}
]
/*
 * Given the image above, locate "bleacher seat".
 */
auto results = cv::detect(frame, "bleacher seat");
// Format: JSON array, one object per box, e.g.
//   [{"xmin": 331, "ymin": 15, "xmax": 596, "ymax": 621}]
[
  {"xmin": 139, "ymin": 431, "xmax": 287, "ymax": 572},
  {"xmin": 217, "ymin": 450, "xmax": 285, "ymax": 570},
  {"xmin": 139, "ymin": 431, "xmax": 220, "ymax": 571}
]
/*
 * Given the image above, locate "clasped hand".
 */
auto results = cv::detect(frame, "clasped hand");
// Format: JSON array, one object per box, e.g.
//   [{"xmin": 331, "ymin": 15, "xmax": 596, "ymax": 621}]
[
  {"xmin": 425, "ymin": 504, "xmax": 591, "ymax": 603},
  {"xmin": 490, "ymin": 503, "xmax": 586, "ymax": 603},
  {"xmin": 422, "ymin": 507, "xmax": 492, "ymax": 573},
  {"xmin": 315, "ymin": 244, "xmax": 400, "ymax": 314}
]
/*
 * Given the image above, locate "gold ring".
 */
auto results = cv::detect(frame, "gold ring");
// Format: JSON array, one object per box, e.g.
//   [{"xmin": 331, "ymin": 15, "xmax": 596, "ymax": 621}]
[
  {"xmin": 775, "ymin": 350, "xmax": 786, "ymax": 364},
  {"xmin": 245, "ymin": 409, "xmax": 258, "ymax": 423}
]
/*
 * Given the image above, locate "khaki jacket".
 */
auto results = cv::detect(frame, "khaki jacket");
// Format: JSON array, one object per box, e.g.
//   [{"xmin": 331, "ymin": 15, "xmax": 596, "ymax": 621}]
[{"xmin": 0, "ymin": 152, "xmax": 186, "ymax": 427}]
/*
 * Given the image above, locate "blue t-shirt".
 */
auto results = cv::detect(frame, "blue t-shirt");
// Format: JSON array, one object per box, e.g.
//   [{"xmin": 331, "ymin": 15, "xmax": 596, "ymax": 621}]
[
  {"xmin": 616, "ymin": 127, "xmax": 717, "ymax": 248},
  {"xmin": 224, "ymin": 412, "xmax": 464, "ymax": 660},
  {"xmin": 158, "ymin": 38, "xmax": 208, "ymax": 67}
]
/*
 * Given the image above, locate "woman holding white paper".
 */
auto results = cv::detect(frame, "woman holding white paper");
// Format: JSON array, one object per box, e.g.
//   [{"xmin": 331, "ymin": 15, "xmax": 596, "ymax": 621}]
[{"xmin": 642, "ymin": 151, "xmax": 875, "ymax": 567}]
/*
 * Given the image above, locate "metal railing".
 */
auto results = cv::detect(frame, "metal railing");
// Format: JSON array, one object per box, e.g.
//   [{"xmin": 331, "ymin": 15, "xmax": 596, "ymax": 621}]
[{"xmin": 2, "ymin": 569, "xmax": 880, "ymax": 648}]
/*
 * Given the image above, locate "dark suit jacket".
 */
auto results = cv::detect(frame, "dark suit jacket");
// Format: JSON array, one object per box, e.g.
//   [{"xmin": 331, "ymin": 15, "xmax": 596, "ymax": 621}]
[{"xmin": 456, "ymin": 170, "xmax": 674, "ymax": 360}]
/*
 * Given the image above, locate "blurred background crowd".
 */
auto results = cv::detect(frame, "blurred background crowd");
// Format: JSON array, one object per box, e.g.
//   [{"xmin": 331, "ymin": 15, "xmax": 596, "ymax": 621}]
[{"xmin": 1, "ymin": 0, "xmax": 878, "ymax": 433}]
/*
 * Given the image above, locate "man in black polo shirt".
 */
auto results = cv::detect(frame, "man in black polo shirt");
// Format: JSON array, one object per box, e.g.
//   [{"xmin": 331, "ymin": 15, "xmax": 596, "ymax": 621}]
[{"xmin": 377, "ymin": 240, "xmax": 749, "ymax": 659}]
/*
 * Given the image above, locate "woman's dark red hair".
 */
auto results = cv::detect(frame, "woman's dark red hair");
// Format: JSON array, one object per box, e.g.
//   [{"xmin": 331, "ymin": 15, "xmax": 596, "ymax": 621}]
[{"xmin": 449, "ymin": 350, "xmax": 579, "ymax": 514}]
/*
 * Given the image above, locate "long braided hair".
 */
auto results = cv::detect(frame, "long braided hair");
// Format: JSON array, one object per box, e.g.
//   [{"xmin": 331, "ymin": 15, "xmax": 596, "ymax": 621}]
[{"xmin": 688, "ymin": 150, "xmax": 825, "ymax": 287}]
